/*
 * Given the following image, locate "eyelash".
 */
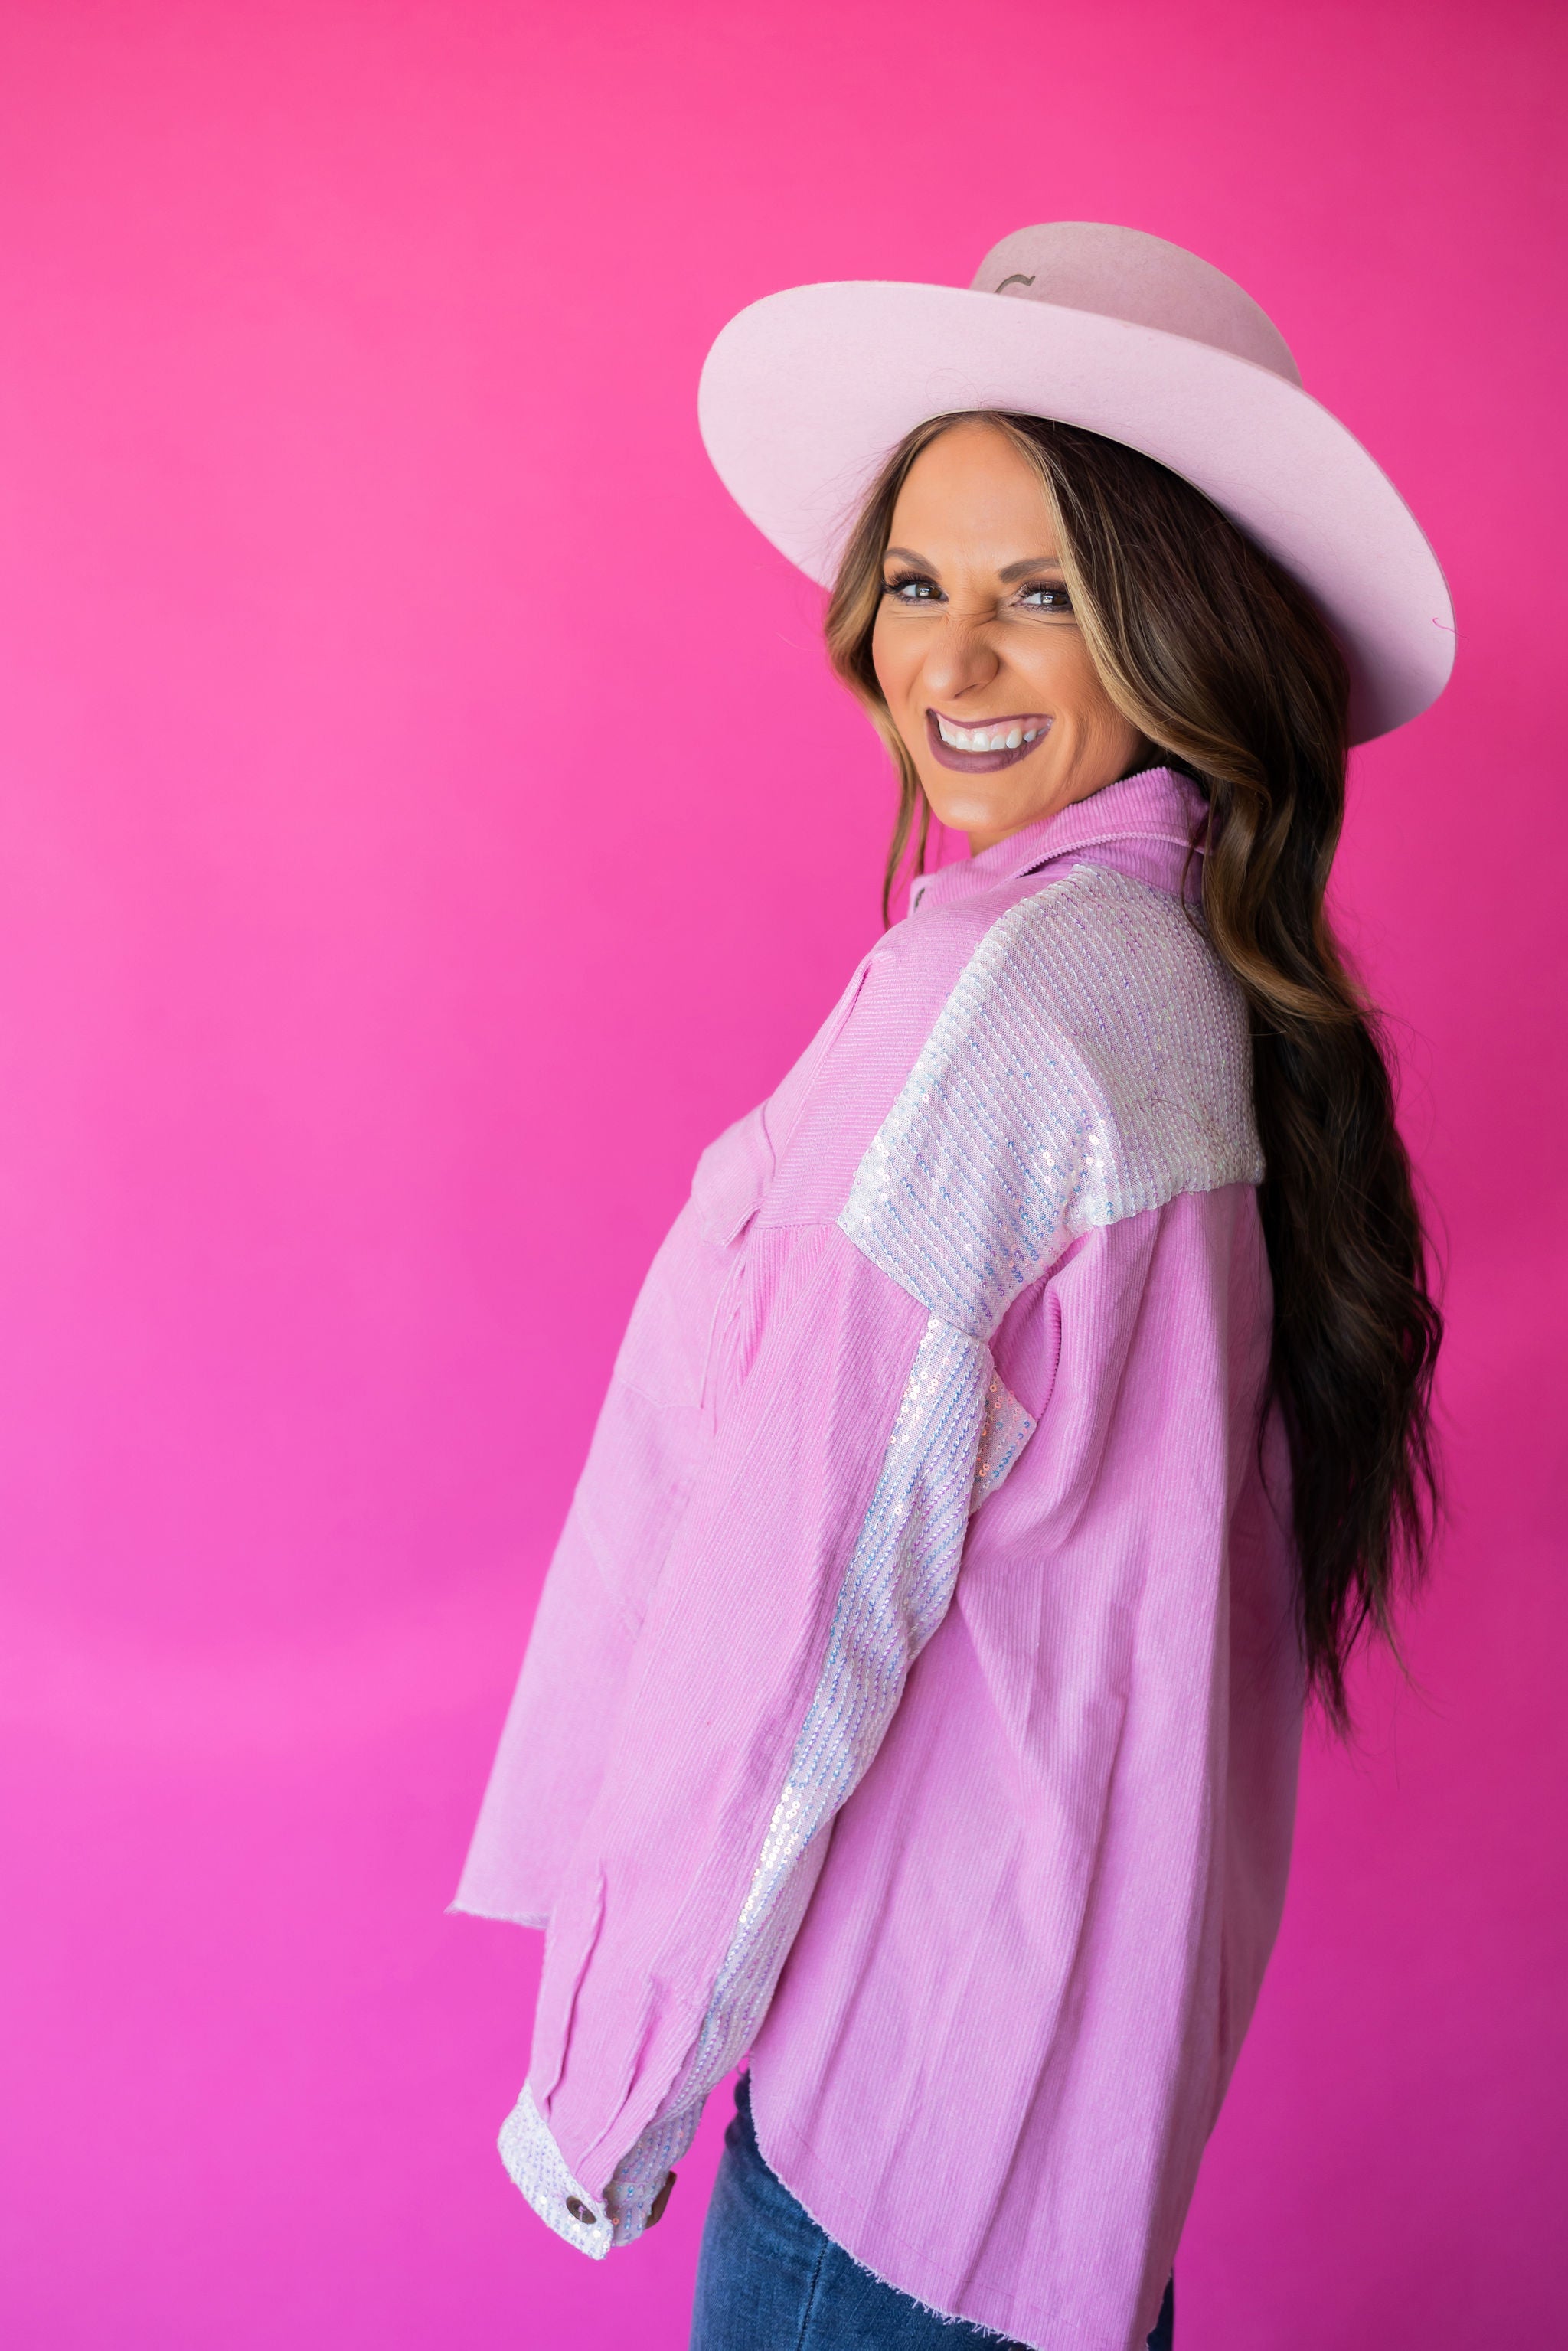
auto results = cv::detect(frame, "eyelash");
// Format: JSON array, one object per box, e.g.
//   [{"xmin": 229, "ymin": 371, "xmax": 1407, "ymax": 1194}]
[{"xmin": 881, "ymin": 569, "xmax": 1073, "ymax": 612}]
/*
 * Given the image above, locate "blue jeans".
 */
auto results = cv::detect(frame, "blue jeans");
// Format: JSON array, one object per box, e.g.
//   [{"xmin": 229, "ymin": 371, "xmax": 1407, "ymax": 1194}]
[{"xmin": 691, "ymin": 2075, "xmax": 1175, "ymax": 2351}]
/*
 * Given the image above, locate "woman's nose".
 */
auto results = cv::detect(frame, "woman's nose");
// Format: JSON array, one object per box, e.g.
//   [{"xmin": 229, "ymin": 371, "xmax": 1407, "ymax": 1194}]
[{"xmin": 920, "ymin": 616, "xmax": 1001, "ymax": 700}]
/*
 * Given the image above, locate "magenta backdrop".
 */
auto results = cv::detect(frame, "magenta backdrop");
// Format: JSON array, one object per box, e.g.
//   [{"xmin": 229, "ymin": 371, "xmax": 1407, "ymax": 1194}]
[{"xmin": 0, "ymin": 4, "xmax": 1562, "ymax": 2345}]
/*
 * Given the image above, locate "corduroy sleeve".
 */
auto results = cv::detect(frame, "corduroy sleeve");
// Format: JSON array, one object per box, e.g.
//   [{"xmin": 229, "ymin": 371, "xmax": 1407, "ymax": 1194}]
[{"xmin": 495, "ymin": 1221, "xmax": 1011, "ymax": 2253}]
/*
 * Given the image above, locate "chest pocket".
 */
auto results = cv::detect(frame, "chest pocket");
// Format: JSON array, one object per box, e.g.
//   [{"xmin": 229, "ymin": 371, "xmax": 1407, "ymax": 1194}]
[{"xmin": 612, "ymin": 1105, "xmax": 775, "ymax": 1409}]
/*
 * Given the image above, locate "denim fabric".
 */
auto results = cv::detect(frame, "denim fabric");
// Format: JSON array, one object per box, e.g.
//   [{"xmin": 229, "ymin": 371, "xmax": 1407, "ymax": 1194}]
[{"xmin": 691, "ymin": 2077, "xmax": 1174, "ymax": 2351}]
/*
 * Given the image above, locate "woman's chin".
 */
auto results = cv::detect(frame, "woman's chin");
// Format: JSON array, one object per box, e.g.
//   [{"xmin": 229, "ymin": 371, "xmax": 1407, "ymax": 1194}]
[{"xmin": 923, "ymin": 784, "xmax": 1044, "ymax": 847}]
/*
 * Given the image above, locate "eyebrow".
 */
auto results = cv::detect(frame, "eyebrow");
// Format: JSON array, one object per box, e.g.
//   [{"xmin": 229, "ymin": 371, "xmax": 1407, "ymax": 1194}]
[{"xmin": 884, "ymin": 546, "xmax": 1065, "ymax": 582}]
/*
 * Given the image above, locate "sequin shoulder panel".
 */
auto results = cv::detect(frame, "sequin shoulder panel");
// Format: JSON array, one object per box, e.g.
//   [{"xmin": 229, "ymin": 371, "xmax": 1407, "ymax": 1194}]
[{"xmin": 838, "ymin": 862, "xmax": 1263, "ymax": 1340}]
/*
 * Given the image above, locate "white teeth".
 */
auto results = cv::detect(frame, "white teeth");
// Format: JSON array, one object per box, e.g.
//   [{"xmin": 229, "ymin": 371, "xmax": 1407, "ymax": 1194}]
[{"xmin": 936, "ymin": 718, "xmax": 1042, "ymax": 752}]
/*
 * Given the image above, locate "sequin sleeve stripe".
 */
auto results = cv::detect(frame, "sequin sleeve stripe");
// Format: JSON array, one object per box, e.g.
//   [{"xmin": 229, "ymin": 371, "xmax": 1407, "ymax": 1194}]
[
  {"xmin": 599, "ymin": 1311, "xmax": 995, "ymax": 2242},
  {"xmin": 972, "ymin": 1368, "xmax": 1037, "ymax": 1512},
  {"xmin": 838, "ymin": 863, "xmax": 1264, "ymax": 1341}
]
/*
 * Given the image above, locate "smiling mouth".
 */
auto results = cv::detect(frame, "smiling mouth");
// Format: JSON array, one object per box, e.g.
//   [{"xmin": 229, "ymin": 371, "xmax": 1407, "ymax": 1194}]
[{"xmin": 926, "ymin": 709, "xmax": 1052, "ymax": 772}]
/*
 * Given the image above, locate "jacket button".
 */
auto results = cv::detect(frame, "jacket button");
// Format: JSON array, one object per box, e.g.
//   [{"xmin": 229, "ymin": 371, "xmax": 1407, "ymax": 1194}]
[{"xmin": 565, "ymin": 2196, "xmax": 597, "ymax": 2226}]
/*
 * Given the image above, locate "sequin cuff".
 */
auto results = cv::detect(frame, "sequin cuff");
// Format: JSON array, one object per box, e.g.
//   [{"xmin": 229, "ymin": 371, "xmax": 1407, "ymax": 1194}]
[
  {"xmin": 605, "ymin": 2099, "xmax": 698, "ymax": 2243},
  {"xmin": 498, "ymin": 2084, "xmax": 613, "ymax": 2259}
]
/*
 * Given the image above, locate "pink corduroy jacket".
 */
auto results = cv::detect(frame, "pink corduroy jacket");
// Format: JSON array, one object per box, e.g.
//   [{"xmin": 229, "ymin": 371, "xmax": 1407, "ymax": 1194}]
[{"xmin": 456, "ymin": 766, "xmax": 1304, "ymax": 2351}]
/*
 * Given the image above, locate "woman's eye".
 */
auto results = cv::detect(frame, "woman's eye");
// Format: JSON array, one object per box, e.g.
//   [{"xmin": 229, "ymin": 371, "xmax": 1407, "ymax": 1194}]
[
  {"xmin": 884, "ymin": 572, "xmax": 942, "ymax": 602},
  {"xmin": 1018, "ymin": 582, "xmax": 1072, "ymax": 610}
]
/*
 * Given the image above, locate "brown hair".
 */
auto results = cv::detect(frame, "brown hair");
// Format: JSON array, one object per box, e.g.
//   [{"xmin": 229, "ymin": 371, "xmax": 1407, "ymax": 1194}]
[{"xmin": 826, "ymin": 410, "xmax": 1442, "ymax": 1726}]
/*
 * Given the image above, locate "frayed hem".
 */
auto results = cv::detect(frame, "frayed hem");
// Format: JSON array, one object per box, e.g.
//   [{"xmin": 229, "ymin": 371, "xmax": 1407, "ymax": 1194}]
[
  {"xmin": 445, "ymin": 1898, "xmax": 549, "ymax": 1928},
  {"xmin": 748, "ymin": 2108, "xmax": 1027, "ymax": 2346}
]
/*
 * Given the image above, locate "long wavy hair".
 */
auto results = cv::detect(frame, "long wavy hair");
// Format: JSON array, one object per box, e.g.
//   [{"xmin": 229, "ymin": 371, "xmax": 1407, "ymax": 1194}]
[{"xmin": 826, "ymin": 410, "xmax": 1442, "ymax": 1726}]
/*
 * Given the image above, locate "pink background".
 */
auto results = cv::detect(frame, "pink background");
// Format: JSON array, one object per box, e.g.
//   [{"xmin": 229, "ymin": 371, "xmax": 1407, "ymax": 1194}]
[{"xmin": 0, "ymin": 3, "xmax": 1562, "ymax": 2345}]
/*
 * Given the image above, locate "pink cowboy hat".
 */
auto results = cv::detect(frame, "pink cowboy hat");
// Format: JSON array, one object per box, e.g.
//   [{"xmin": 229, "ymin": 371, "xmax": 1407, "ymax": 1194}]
[{"xmin": 697, "ymin": 222, "xmax": 1453, "ymax": 744}]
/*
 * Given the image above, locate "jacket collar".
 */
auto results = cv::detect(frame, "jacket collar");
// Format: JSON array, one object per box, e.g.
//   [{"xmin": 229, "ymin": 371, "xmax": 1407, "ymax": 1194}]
[{"xmin": 907, "ymin": 766, "xmax": 1207, "ymax": 915}]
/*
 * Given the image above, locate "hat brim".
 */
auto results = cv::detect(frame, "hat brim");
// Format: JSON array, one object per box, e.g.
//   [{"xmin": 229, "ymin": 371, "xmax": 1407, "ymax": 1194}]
[{"xmin": 697, "ymin": 282, "xmax": 1454, "ymax": 745}]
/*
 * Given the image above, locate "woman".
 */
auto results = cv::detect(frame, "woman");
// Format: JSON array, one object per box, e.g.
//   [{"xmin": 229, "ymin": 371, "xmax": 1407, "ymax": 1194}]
[{"xmin": 455, "ymin": 224, "xmax": 1447, "ymax": 2351}]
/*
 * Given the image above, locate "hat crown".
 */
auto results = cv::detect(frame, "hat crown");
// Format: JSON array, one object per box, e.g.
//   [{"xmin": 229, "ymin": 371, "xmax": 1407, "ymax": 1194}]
[{"xmin": 972, "ymin": 223, "xmax": 1302, "ymax": 387}]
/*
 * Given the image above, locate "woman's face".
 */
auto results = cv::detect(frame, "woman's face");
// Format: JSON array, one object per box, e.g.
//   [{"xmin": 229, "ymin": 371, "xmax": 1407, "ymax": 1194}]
[{"xmin": 871, "ymin": 420, "xmax": 1145, "ymax": 854}]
